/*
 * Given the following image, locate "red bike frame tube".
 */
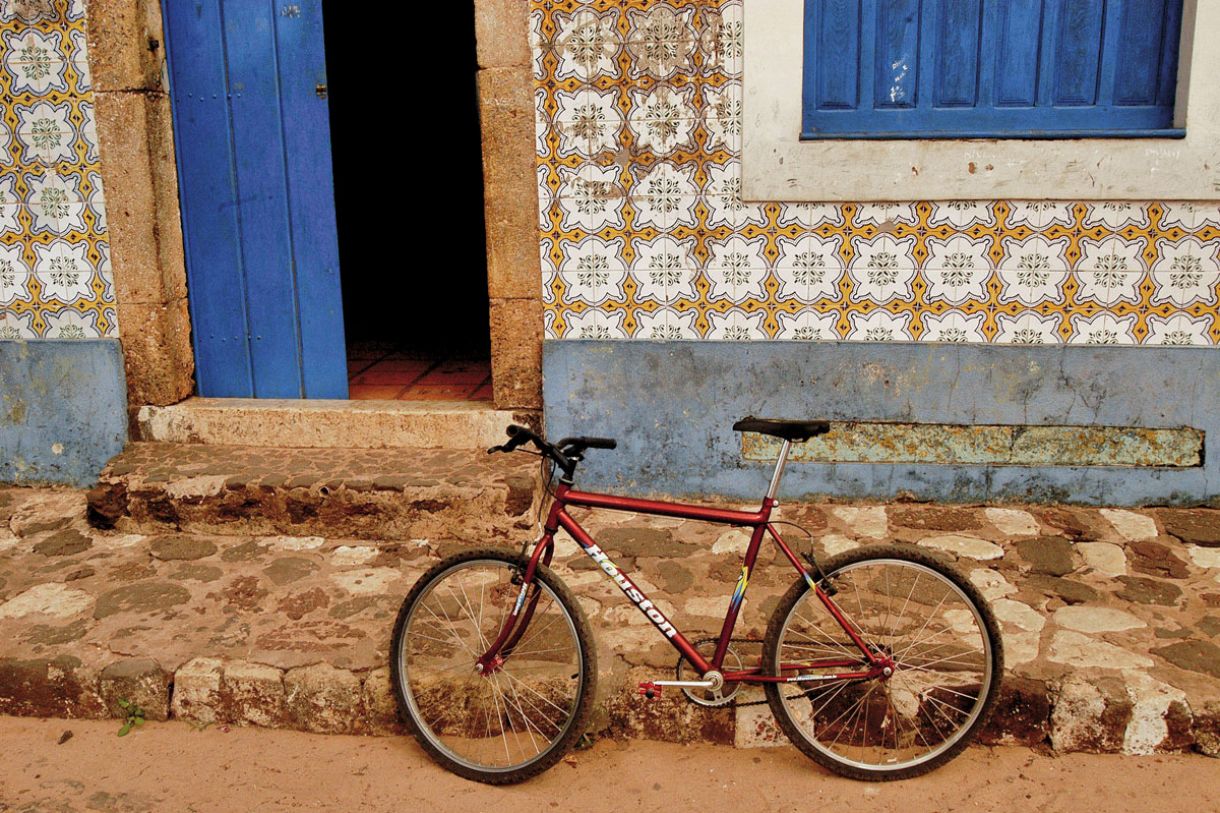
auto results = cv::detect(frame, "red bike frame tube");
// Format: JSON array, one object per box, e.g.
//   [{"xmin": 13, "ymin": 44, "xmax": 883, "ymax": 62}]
[
  {"xmin": 709, "ymin": 519, "xmax": 769, "ymax": 668},
  {"xmin": 765, "ymin": 523, "xmax": 883, "ymax": 666},
  {"xmin": 557, "ymin": 509, "xmax": 713, "ymax": 674},
  {"xmin": 561, "ymin": 486, "xmax": 771, "ymax": 525},
  {"xmin": 478, "ymin": 484, "xmax": 884, "ymax": 678}
]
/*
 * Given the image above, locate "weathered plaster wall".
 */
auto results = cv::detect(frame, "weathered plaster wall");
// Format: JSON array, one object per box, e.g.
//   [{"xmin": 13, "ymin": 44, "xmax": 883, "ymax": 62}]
[
  {"xmin": 0, "ymin": 339, "xmax": 126, "ymax": 485},
  {"xmin": 543, "ymin": 341, "xmax": 1220, "ymax": 506}
]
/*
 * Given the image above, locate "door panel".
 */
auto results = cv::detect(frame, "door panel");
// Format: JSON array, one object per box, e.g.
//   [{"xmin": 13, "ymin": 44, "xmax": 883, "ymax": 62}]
[{"xmin": 164, "ymin": 0, "xmax": 346, "ymax": 398}]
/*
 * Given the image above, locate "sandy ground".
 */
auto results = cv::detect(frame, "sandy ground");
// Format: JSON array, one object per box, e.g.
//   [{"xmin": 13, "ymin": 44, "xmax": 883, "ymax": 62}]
[{"xmin": 1, "ymin": 718, "xmax": 1217, "ymax": 813}]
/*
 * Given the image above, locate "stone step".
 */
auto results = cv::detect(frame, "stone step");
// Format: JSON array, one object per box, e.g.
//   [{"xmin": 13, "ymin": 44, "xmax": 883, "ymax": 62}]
[
  {"xmin": 132, "ymin": 397, "xmax": 539, "ymax": 450},
  {"xmin": 3, "ymin": 486, "xmax": 1220, "ymax": 756},
  {"xmin": 85, "ymin": 442, "xmax": 542, "ymax": 541}
]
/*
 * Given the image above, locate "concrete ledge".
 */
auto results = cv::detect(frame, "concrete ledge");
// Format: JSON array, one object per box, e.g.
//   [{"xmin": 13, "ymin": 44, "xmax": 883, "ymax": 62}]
[
  {"xmin": 543, "ymin": 341, "xmax": 1220, "ymax": 506},
  {"xmin": 0, "ymin": 340, "xmax": 127, "ymax": 487},
  {"xmin": 133, "ymin": 398, "xmax": 539, "ymax": 450}
]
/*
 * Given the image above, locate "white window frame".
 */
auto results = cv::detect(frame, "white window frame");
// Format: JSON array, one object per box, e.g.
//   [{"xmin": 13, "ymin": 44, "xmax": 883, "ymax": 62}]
[{"xmin": 741, "ymin": 0, "xmax": 1217, "ymax": 201}]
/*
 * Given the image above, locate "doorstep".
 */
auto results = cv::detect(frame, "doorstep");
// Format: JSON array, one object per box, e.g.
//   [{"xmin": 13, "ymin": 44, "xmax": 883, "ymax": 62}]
[
  {"xmin": 132, "ymin": 397, "xmax": 539, "ymax": 450},
  {"xmin": 86, "ymin": 442, "xmax": 542, "ymax": 541}
]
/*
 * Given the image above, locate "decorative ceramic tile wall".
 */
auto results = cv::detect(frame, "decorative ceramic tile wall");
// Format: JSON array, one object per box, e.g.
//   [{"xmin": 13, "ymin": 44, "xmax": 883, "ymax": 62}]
[
  {"xmin": 532, "ymin": 0, "xmax": 1220, "ymax": 346},
  {"xmin": 0, "ymin": 0, "xmax": 115, "ymax": 339}
]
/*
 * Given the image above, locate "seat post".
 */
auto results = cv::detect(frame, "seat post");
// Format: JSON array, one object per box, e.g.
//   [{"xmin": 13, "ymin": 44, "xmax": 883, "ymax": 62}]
[{"xmin": 765, "ymin": 439, "xmax": 793, "ymax": 501}]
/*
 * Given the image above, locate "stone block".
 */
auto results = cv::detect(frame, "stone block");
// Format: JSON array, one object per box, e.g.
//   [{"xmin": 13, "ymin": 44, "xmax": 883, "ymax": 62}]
[
  {"xmin": 1050, "ymin": 675, "xmax": 1132, "ymax": 753},
  {"xmin": 1016, "ymin": 536, "xmax": 1077, "ymax": 576},
  {"xmin": 1158, "ymin": 509, "xmax": 1220, "ymax": 547},
  {"xmin": 361, "ymin": 667, "xmax": 402, "ymax": 734},
  {"xmin": 93, "ymin": 92, "xmax": 187, "ymax": 307},
  {"xmin": 117, "ymin": 298, "xmax": 195, "ymax": 407},
  {"xmin": 283, "ymin": 663, "xmax": 363, "ymax": 734},
  {"xmin": 0, "ymin": 655, "xmax": 105, "ymax": 719},
  {"xmin": 1193, "ymin": 699, "xmax": 1220, "ymax": 757},
  {"xmin": 490, "ymin": 298, "xmax": 542, "ymax": 409},
  {"xmin": 220, "ymin": 661, "xmax": 285, "ymax": 728},
  {"xmin": 171, "ymin": 657, "xmax": 223, "ymax": 724},
  {"xmin": 99, "ymin": 658, "xmax": 171, "ymax": 721},
  {"xmin": 86, "ymin": 0, "xmax": 165, "ymax": 91},
  {"xmin": 978, "ymin": 675, "xmax": 1051, "ymax": 747},
  {"xmin": 475, "ymin": 0, "xmax": 532, "ymax": 68},
  {"xmin": 734, "ymin": 692, "xmax": 785, "ymax": 749},
  {"xmin": 478, "ymin": 67, "xmax": 539, "ymax": 300},
  {"xmin": 1122, "ymin": 673, "xmax": 1191, "ymax": 755}
]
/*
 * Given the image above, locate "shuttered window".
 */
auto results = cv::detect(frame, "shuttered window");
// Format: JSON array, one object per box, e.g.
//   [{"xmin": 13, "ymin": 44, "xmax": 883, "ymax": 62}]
[{"xmin": 801, "ymin": 0, "xmax": 1186, "ymax": 139}]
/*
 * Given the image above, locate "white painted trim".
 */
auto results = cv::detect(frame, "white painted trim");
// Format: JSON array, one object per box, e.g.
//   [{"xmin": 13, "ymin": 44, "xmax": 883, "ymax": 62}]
[{"xmin": 741, "ymin": 0, "xmax": 1220, "ymax": 201}]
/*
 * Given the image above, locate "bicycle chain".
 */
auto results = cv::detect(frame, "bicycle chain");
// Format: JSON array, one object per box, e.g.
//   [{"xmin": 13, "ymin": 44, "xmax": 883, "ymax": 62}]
[{"xmin": 676, "ymin": 637, "xmax": 772, "ymax": 707}]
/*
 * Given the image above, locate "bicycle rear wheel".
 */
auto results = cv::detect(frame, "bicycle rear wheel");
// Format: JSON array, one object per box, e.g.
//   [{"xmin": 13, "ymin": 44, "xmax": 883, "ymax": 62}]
[
  {"xmin": 390, "ymin": 548, "xmax": 595, "ymax": 784},
  {"xmin": 764, "ymin": 545, "xmax": 1002, "ymax": 780}
]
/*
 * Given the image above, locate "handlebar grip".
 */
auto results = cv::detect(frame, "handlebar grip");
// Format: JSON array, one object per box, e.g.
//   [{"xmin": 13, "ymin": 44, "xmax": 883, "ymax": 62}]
[
  {"xmin": 493, "ymin": 425, "xmax": 535, "ymax": 454},
  {"xmin": 579, "ymin": 436, "xmax": 617, "ymax": 450}
]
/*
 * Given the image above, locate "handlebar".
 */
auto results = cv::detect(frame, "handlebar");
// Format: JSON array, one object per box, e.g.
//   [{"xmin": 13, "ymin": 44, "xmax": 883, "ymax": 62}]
[{"xmin": 487, "ymin": 424, "xmax": 617, "ymax": 481}]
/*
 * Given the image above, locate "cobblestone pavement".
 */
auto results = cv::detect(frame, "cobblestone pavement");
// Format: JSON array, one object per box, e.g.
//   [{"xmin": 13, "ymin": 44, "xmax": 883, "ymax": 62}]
[{"xmin": 1, "ymin": 486, "xmax": 1218, "ymax": 755}]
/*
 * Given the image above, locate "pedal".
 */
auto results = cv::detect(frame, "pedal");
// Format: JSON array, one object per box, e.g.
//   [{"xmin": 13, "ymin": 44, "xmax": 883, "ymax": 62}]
[{"xmin": 637, "ymin": 681, "xmax": 662, "ymax": 700}]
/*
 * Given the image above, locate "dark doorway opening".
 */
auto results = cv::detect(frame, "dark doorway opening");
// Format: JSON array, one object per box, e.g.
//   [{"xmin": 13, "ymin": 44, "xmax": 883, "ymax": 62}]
[{"xmin": 322, "ymin": 2, "xmax": 491, "ymax": 401}]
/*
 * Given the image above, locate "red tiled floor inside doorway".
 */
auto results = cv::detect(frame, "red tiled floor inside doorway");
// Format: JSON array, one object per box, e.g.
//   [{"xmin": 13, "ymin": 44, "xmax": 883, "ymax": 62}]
[{"xmin": 347, "ymin": 344, "xmax": 492, "ymax": 402}]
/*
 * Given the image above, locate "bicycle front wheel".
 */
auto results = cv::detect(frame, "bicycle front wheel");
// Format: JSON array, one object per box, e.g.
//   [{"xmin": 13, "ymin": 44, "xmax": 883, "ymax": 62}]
[
  {"xmin": 390, "ymin": 548, "xmax": 595, "ymax": 784},
  {"xmin": 764, "ymin": 545, "xmax": 1003, "ymax": 781}
]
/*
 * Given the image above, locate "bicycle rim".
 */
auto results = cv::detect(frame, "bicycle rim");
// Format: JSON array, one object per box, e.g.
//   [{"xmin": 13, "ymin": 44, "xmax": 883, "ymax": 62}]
[
  {"xmin": 772, "ymin": 557, "xmax": 995, "ymax": 774},
  {"xmin": 397, "ymin": 559, "xmax": 585, "ymax": 775}
]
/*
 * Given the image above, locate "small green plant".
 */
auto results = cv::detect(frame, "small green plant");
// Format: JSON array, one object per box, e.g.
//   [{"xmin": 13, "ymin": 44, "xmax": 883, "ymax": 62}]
[{"xmin": 116, "ymin": 698, "xmax": 146, "ymax": 737}]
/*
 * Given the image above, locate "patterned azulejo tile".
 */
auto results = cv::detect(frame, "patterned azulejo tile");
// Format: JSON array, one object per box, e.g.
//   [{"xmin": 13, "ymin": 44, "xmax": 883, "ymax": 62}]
[
  {"xmin": 0, "ymin": 0, "xmax": 113, "ymax": 340},
  {"xmin": 532, "ymin": 0, "xmax": 1220, "ymax": 347}
]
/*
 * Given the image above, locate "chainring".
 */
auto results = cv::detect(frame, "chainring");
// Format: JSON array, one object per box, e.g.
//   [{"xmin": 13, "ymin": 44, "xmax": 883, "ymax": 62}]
[{"xmin": 676, "ymin": 637, "xmax": 767, "ymax": 707}]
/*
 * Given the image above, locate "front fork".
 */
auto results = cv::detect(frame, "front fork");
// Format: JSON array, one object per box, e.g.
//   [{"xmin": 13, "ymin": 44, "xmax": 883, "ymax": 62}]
[{"xmin": 475, "ymin": 532, "xmax": 555, "ymax": 675}]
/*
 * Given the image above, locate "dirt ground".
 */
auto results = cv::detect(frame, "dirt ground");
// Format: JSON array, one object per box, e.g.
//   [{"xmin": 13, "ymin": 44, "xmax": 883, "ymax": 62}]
[{"xmin": 0, "ymin": 718, "xmax": 1217, "ymax": 813}]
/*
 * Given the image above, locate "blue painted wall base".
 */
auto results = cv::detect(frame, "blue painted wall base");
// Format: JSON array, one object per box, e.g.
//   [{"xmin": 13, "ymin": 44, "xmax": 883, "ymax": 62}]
[
  {"xmin": 542, "ymin": 341, "xmax": 1219, "ymax": 507},
  {"xmin": 0, "ymin": 340, "xmax": 128, "ymax": 487}
]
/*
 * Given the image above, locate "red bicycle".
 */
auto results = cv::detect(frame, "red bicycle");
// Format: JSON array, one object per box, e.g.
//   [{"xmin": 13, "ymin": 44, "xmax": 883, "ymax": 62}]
[{"xmin": 390, "ymin": 420, "xmax": 1003, "ymax": 784}]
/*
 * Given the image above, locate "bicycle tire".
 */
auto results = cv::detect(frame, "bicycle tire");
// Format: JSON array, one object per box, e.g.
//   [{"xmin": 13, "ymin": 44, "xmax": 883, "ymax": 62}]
[
  {"xmin": 390, "ymin": 548, "xmax": 597, "ymax": 784},
  {"xmin": 763, "ymin": 544, "xmax": 1003, "ymax": 781}
]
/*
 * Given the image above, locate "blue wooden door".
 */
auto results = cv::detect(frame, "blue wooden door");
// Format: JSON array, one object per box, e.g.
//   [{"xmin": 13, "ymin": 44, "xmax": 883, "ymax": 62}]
[{"xmin": 163, "ymin": 1, "xmax": 347, "ymax": 398}]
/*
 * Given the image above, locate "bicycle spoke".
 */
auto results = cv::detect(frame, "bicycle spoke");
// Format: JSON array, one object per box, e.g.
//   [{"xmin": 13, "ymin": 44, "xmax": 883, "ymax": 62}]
[
  {"xmin": 771, "ymin": 554, "xmax": 997, "ymax": 775},
  {"xmin": 398, "ymin": 558, "xmax": 585, "ymax": 775}
]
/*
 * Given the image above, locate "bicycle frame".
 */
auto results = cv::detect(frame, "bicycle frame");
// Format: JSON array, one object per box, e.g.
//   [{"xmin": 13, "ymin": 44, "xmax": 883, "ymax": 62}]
[{"xmin": 476, "ymin": 441, "xmax": 891, "ymax": 686}]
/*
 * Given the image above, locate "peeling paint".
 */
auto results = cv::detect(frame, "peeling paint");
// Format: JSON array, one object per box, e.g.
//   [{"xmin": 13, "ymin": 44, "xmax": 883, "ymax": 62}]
[
  {"xmin": 0, "ymin": 340, "xmax": 127, "ymax": 487},
  {"xmin": 742, "ymin": 423, "xmax": 1202, "ymax": 467}
]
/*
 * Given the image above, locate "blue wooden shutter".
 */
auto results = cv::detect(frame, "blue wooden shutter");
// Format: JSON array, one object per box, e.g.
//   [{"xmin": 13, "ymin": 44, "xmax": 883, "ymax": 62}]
[
  {"xmin": 164, "ymin": 1, "xmax": 348, "ymax": 398},
  {"xmin": 802, "ymin": 0, "xmax": 1186, "ymax": 139}
]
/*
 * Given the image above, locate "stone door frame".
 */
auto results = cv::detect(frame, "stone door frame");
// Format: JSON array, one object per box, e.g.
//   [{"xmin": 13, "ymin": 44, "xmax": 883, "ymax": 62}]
[{"xmin": 88, "ymin": 0, "xmax": 542, "ymax": 411}]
